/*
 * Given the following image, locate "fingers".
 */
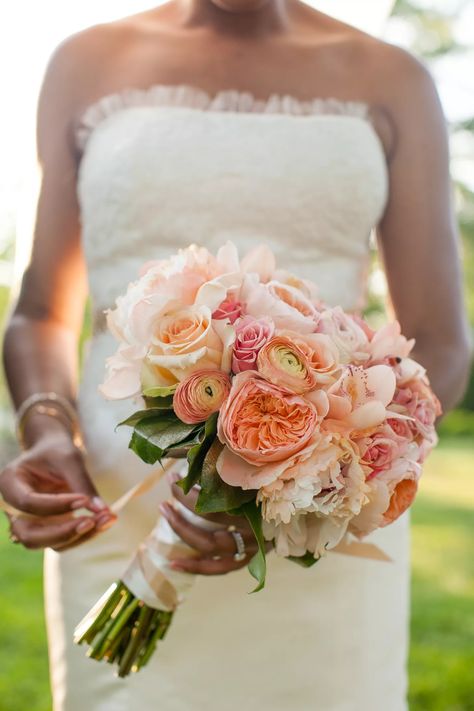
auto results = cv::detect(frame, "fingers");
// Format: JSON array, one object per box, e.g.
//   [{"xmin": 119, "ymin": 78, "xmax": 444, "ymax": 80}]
[
  {"xmin": 1, "ymin": 465, "xmax": 90, "ymax": 516},
  {"xmin": 9, "ymin": 514, "xmax": 95, "ymax": 550},
  {"xmin": 159, "ymin": 502, "xmax": 257, "ymax": 559},
  {"xmin": 8, "ymin": 509, "xmax": 118, "ymax": 551},
  {"xmin": 57, "ymin": 448, "xmax": 107, "ymax": 513}
]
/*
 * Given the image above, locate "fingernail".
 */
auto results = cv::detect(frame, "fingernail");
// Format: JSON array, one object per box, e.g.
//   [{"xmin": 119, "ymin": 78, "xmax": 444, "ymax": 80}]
[
  {"xmin": 170, "ymin": 561, "xmax": 185, "ymax": 571},
  {"xmin": 91, "ymin": 496, "xmax": 108, "ymax": 511},
  {"xmin": 76, "ymin": 518, "xmax": 96, "ymax": 534},
  {"xmin": 70, "ymin": 498, "xmax": 89, "ymax": 510},
  {"xmin": 96, "ymin": 514, "xmax": 117, "ymax": 532},
  {"xmin": 159, "ymin": 503, "xmax": 170, "ymax": 517}
]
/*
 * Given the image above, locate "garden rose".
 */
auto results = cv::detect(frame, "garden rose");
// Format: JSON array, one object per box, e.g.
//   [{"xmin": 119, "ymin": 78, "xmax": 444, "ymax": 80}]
[
  {"xmin": 146, "ymin": 305, "xmax": 226, "ymax": 384},
  {"xmin": 217, "ymin": 371, "xmax": 319, "ymax": 469},
  {"xmin": 232, "ymin": 316, "xmax": 274, "ymax": 373},
  {"xmin": 173, "ymin": 369, "xmax": 231, "ymax": 424}
]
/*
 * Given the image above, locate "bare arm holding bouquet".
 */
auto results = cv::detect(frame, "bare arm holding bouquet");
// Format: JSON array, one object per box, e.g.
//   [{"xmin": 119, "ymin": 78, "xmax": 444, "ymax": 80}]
[{"xmin": 1, "ymin": 43, "xmax": 117, "ymax": 548}]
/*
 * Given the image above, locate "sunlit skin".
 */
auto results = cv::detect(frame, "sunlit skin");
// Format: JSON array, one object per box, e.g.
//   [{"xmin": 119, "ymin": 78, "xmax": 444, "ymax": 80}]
[{"xmin": 1, "ymin": 0, "xmax": 471, "ymax": 570}]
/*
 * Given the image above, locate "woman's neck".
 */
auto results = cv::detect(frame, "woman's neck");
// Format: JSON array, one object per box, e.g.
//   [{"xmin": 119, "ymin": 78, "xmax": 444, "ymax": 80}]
[{"xmin": 174, "ymin": 0, "xmax": 295, "ymax": 37}]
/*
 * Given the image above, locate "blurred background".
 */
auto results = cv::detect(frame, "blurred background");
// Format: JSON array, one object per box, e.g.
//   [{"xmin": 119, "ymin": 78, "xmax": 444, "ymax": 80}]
[{"xmin": 0, "ymin": 1, "xmax": 473, "ymax": 709}]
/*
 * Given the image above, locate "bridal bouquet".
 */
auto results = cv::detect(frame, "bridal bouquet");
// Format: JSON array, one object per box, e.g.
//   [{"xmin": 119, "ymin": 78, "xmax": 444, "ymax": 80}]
[{"xmin": 75, "ymin": 242, "xmax": 441, "ymax": 676}]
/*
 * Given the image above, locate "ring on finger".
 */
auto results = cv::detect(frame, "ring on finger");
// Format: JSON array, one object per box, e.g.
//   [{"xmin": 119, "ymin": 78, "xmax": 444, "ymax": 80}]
[{"xmin": 228, "ymin": 528, "xmax": 247, "ymax": 562}]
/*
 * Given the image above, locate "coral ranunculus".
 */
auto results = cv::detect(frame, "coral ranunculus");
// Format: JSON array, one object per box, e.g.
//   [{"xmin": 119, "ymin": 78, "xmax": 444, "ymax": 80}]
[
  {"xmin": 257, "ymin": 335, "xmax": 318, "ymax": 393},
  {"xmin": 217, "ymin": 371, "xmax": 319, "ymax": 467},
  {"xmin": 173, "ymin": 369, "xmax": 231, "ymax": 424}
]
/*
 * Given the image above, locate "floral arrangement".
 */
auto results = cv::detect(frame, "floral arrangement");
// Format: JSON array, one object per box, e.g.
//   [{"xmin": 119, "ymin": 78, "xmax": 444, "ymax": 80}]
[{"xmin": 75, "ymin": 243, "xmax": 441, "ymax": 676}]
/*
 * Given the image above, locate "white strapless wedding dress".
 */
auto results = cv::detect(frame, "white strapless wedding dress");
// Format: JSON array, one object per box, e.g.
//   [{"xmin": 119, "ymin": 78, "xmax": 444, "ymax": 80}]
[{"xmin": 44, "ymin": 85, "xmax": 410, "ymax": 711}]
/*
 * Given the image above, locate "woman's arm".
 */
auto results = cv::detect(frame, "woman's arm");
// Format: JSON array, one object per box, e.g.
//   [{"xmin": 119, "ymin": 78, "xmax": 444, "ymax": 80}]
[
  {"xmin": 376, "ymin": 48, "xmax": 472, "ymax": 413},
  {"xmin": 1, "ymin": 36, "xmax": 115, "ymax": 548}
]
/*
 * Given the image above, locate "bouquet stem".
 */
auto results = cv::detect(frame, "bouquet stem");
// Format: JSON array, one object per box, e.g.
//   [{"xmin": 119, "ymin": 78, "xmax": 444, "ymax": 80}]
[{"xmin": 74, "ymin": 581, "xmax": 173, "ymax": 677}]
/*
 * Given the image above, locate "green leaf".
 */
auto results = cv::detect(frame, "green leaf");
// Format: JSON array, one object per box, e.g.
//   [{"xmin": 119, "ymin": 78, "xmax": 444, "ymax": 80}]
[
  {"xmin": 118, "ymin": 403, "xmax": 174, "ymax": 429},
  {"xmin": 287, "ymin": 551, "xmax": 320, "ymax": 568},
  {"xmin": 195, "ymin": 440, "xmax": 255, "ymax": 514},
  {"xmin": 142, "ymin": 384, "xmax": 177, "ymax": 398},
  {"xmin": 128, "ymin": 415, "xmax": 199, "ymax": 465},
  {"xmin": 143, "ymin": 394, "xmax": 175, "ymax": 410},
  {"xmin": 233, "ymin": 500, "xmax": 267, "ymax": 593},
  {"xmin": 178, "ymin": 414, "xmax": 218, "ymax": 494},
  {"xmin": 129, "ymin": 430, "xmax": 163, "ymax": 465}
]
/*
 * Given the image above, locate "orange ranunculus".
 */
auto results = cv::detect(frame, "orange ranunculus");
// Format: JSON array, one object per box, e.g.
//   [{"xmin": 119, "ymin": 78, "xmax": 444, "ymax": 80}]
[{"xmin": 173, "ymin": 369, "xmax": 231, "ymax": 424}]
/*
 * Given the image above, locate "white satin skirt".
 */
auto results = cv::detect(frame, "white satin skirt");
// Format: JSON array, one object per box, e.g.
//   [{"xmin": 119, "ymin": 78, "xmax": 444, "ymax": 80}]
[{"xmin": 44, "ymin": 338, "xmax": 410, "ymax": 711}]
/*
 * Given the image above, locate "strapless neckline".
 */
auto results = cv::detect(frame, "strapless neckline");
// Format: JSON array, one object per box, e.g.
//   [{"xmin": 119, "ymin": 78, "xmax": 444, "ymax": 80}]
[{"xmin": 76, "ymin": 82, "xmax": 374, "ymax": 153}]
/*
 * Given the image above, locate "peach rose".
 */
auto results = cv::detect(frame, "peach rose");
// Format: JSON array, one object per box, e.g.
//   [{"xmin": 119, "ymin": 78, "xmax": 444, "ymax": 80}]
[
  {"xmin": 146, "ymin": 305, "xmax": 226, "ymax": 386},
  {"xmin": 217, "ymin": 371, "xmax": 319, "ymax": 468},
  {"xmin": 173, "ymin": 369, "xmax": 231, "ymax": 424},
  {"xmin": 232, "ymin": 316, "xmax": 274, "ymax": 373}
]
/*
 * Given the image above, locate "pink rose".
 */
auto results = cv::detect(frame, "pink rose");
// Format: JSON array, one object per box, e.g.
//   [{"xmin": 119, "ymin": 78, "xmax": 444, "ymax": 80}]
[
  {"xmin": 173, "ymin": 369, "xmax": 231, "ymax": 424},
  {"xmin": 212, "ymin": 298, "xmax": 244, "ymax": 324},
  {"xmin": 217, "ymin": 371, "xmax": 319, "ymax": 468},
  {"xmin": 357, "ymin": 424, "xmax": 407, "ymax": 480},
  {"xmin": 386, "ymin": 417, "xmax": 413, "ymax": 441},
  {"xmin": 232, "ymin": 316, "xmax": 274, "ymax": 373}
]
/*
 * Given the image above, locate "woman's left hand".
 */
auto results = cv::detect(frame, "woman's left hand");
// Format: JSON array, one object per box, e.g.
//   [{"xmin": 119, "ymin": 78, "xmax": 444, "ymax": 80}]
[{"xmin": 161, "ymin": 476, "xmax": 260, "ymax": 576}]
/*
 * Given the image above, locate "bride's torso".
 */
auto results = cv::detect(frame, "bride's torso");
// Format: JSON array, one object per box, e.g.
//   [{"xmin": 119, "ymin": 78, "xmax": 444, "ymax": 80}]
[
  {"xmin": 77, "ymin": 85, "xmax": 388, "ymax": 313},
  {"xmin": 75, "ymin": 84, "xmax": 388, "ymax": 493}
]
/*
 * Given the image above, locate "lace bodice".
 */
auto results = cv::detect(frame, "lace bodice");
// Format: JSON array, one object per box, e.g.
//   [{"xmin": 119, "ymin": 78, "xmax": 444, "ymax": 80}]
[{"xmin": 76, "ymin": 84, "xmax": 388, "ymax": 316}]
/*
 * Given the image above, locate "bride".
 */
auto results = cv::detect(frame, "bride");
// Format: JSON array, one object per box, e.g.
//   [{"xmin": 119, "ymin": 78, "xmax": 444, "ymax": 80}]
[{"xmin": 1, "ymin": 0, "xmax": 470, "ymax": 709}]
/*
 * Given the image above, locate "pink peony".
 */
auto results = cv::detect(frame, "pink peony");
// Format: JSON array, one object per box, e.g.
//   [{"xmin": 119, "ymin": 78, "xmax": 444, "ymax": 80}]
[
  {"xmin": 217, "ymin": 371, "xmax": 319, "ymax": 469},
  {"xmin": 173, "ymin": 369, "xmax": 231, "ymax": 424},
  {"xmin": 316, "ymin": 306, "xmax": 371, "ymax": 364},
  {"xmin": 241, "ymin": 275, "xmax": 319, "ymax": 334},
  {"xmin": 232, "ymin": 316, "xmax": 274, "ymax": 373}
]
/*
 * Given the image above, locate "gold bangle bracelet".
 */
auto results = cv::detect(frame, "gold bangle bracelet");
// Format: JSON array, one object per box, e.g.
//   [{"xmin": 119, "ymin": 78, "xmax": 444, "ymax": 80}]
[{"xmin": 16, "ymin": 398, "xmax": 83, "ymax": 450}]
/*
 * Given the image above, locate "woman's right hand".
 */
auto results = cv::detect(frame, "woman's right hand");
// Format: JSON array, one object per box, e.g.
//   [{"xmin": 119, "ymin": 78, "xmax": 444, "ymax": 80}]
[{"xmin": 0, "ymin": 429, "xmax": 117, "ymax": 551}]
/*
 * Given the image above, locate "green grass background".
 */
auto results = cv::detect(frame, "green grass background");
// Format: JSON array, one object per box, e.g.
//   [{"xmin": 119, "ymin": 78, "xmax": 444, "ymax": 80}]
[{"xmin": 0, "ymin": 438, "xmax": 472, "ymax": 710}]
